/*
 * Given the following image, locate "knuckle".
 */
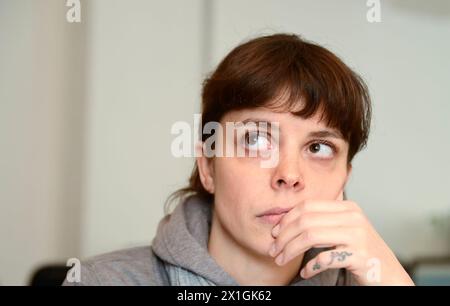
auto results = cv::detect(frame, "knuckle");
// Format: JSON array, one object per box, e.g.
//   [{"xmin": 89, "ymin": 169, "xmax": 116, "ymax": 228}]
[
  {"xmin": 348, "ymin": 201, "xmax": 362, "ymax": 212},
  {"xmin": 349, "ymin": 211, "xmax": 365, "ymax": 224},
  {"xmin": 359, "ymin": 248, "xmax": 370, "ymax": 259},
  {"xmin": 296, "ymin": 214, "xmax": 310, "ymax": 230},
  {"xmin": 353, "ymin": 227, "xmax": 366, "ymax": 239},
  {"xmin": 278, "ymin": 214, "xmax": 292, "ymax": 229},
  {"xmin": 300, "ymin": 200, "xmax": 312, "ymax": 211},
  {"xmin": 303, "ymin": 229, "xmax": 316, "ymax": 243}
]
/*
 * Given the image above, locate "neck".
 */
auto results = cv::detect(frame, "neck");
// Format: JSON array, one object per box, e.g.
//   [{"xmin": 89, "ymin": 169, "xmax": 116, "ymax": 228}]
[{"xmin": 207, "ymin": 209, "xmax": 304, "ymax": 286}]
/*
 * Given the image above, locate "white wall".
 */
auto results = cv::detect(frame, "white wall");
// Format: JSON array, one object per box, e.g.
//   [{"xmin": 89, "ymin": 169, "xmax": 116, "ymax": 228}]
[
  {"xmin": 79, "ymin": 0, "xmax": 205, "ymax": 257},
  {"xmin": 0, "ymin": 0, "xmax": 85, "ymax": 284},
  {"xmin": 207, "ymin": 0, "xmax": 450, "ymax": 260},
  {"xmin": 1, "ymin": 0, "xmax": 449, "ymax": 285},
  {"xmin": 0, "ymin": 0, "xmax": 205, "ymax": 285}
]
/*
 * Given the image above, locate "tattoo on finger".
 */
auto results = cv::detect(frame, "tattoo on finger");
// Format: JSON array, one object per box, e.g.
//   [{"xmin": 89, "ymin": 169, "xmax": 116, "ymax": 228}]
[
  {"xmin": 312, "ymin": 263, "xmax": 321, "ymax": 271},
  {"xmin": 328, "ymin": 251, "xmax": 353, "ymax": 265}
]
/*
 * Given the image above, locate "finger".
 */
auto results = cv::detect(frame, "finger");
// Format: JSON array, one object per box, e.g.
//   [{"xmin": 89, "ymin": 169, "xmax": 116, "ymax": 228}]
[
  {"xmin": 272, "ymin": 199, "xmax": 357, "ymax": 238},
  {"xmin": 300, "ymin": 248, "xmax": 357, "ymax": 279},
  {"xmin": 273, "ymin": 227, "xmax": 355, "ymax": 266},
  {"xmin": 270, "ymin": 211, "xmax": 363, "ymax": 257}
]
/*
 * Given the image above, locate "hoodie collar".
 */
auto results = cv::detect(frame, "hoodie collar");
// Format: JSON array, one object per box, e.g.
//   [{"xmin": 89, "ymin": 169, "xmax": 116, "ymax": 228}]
[{"xmin": 151, "ymin": 195, "xmax": 340, "ymax": 286}]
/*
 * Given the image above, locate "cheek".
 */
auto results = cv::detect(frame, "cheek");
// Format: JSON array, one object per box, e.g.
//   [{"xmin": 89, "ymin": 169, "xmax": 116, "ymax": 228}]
[
  {"xmin": 214, "ymin": 157, "xmax": 267, "ymax": 198},
  {"xmin": 213, "ymin": 159, "xmax": 250, "ymax": 219},
  {"xmin": 304, "ymin": 166, "xmax": 349, "ymax": 199},
  {"xmin": 213, "ymin": 158, "xmax": 270, "ymax": 229}
]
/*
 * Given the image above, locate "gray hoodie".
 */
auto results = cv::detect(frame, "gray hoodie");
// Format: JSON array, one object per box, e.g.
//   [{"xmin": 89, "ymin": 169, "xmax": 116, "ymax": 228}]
[{"xmin": 62, "ymin": 195, "xmax": 357, "ymax": 286}]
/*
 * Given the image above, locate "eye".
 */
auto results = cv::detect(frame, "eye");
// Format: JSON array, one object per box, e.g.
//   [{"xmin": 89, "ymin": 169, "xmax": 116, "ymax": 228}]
[
  {"xmin": 308, "ymin": 141, "xmax": 335, "ymax": 159},
  {"xmin": 243, "ymin": 131, "xmax": 271, "ymax": 151}
]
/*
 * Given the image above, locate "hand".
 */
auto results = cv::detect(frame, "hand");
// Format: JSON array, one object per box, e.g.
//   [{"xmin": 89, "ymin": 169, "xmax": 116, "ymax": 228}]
[{"xmin": 268, "ymin": 191, "xmax": 414, "ymax": 285}]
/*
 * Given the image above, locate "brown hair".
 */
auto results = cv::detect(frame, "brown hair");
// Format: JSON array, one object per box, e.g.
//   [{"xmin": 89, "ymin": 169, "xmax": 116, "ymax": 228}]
[{"xmin": 165, "ymin": 33, "xmax": 371, "ymax": 213}]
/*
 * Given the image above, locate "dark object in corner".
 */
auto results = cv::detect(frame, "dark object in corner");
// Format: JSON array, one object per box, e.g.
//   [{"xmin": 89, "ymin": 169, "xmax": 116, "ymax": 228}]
[{"xmin": 29, "ymin": 265, "xmax": 70, "ymax": 286}]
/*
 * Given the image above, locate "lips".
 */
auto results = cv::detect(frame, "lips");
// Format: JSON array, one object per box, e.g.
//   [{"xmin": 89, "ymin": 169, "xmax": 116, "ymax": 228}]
[
  {"xmin": 257, "ymin": 207, "xmax": 293, "ymax": 217},
  {"xmin": 257, "ymin": 206, "xmax": 293, "ymax": 225}
]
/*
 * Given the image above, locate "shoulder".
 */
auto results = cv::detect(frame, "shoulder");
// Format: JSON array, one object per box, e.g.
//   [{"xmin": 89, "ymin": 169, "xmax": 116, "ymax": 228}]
[{"xmin": 62, "ymin": 246, "xmax": 169, "ymax": 286}]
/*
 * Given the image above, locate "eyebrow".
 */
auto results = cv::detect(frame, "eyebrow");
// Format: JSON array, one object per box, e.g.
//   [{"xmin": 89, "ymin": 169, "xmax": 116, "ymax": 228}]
[
  {"xmin": 237, "ymin": 118, "xmax": 344, "ymax": 139},
  {"xmin": 306, "ymin": 130, "xmax": 343, "ymax": 139}
]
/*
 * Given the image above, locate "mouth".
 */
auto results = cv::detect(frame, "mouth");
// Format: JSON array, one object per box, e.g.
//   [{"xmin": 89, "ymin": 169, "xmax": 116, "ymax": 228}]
[{"xmin": 256, "ymin": 207, "xmax": 293, "ymax": 225}]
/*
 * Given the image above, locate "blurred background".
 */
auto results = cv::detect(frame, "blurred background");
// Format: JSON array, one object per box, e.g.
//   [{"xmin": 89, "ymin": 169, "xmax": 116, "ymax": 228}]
[{"xmin": 1, "ymin": 0, "xmax": 449, "ymax": 285}]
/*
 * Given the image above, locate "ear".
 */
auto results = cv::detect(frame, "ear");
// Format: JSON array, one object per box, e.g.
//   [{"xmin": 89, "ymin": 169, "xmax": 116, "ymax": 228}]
[{"xmin": 195, "ymin": 142, "xmax": 215, "ymax": 194}]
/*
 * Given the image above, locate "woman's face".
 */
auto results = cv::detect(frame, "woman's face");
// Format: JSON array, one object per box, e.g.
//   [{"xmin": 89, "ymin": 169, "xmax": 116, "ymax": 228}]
[{"xmin": 201, "ymin": 106, "xmax": 351, "ymax": 257}]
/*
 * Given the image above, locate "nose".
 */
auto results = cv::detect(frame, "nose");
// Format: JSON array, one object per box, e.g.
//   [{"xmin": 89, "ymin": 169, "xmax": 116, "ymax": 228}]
[{"xmin": 271, "ymin": 150, "xmax": 304, "ymax": 192}]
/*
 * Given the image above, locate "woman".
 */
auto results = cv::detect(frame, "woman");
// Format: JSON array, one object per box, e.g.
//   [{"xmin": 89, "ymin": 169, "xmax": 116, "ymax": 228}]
[{"xmin": 64, "ymin": 33, "xmax": 414, "ymax": 286}]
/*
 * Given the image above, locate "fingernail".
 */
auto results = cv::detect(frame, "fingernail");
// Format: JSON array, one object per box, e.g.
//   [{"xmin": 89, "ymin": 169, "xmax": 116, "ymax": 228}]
[
  {"xmin": 275, "ymin": 253, "xmax": 284, "ymax": 266},
  {"xmin": 269, "ymin": 243, "xmax": 277, "ymax": 257},
  {"xmin": 300, "ymin": 269, "xmax": 305, "ymax": 278},
  {"xmin": 272, "ymin": 224, "xmax": 280, "ymax": 237}
]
